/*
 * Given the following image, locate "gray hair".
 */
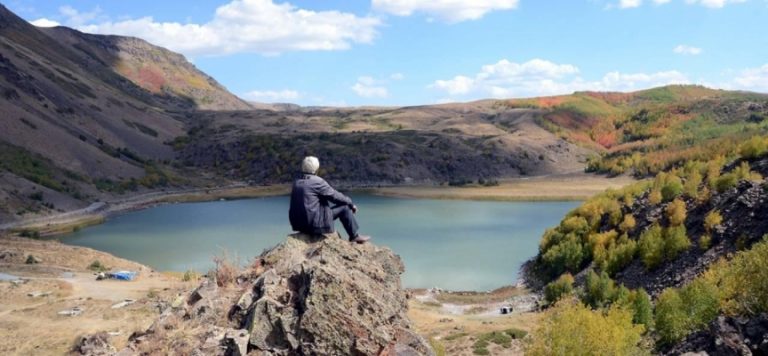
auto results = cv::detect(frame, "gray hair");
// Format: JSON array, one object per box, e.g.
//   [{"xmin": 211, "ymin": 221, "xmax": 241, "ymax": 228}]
[{"xmin": 301, "ymin": 156, "xmax": 320, "ymax": 174}]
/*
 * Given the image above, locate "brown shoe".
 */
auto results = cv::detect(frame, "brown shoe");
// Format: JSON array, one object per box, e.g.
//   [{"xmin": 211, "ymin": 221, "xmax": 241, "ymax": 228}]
[{"xmin": 350, "ymin": 235, "xmax": 371, "ymax": 244}]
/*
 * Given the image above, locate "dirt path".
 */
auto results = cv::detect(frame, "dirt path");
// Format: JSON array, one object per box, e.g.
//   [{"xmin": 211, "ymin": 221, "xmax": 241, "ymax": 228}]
[
  {"xmin": 408, "ymin": 288, "xmax": 541, "ymax": 355},
  {"xmin": 0, "ymin": 236, "xmax": 196, "ymax": 355}
]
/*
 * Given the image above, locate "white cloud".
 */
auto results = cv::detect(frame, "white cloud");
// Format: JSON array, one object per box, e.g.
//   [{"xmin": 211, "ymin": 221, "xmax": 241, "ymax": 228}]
[
  {"xmin": 351, "ymin": 76, "xmax": 389, "ymax": 98},
  {"xmin": 372, "ymin": 0, "xmax": 519, "ymax": 22},
  {"xmin": 673, "ymin": 44, "xmax": 702, "ymax": 55},
  {"xmin": 431, "ymin": 75, "xmax": 475, "ymax": 95},
  {"xmin": 430, "ymin": 58, "xmax": 690, "ymax": 99},
  {"xmin": 58, "ymin": 5, "xmax": 104, "ymax": 26},
  {"xmin": 685, "ymin": 0, "xmax": 747, "ymax": 8},
  {"xmin": 390, "ymin": 73, "xmax": 405, "ymax": 80},
  {"xmin": 616, "ymin": 0, "xmax": 745, "ymax": 8},
  {"xmin": 732, "ymin": 64, "xmax": 768, "ymax": 91},
  {"xmin": 30, "ymin": 18, "xmax": 61, "ymax": 27},
  {"xmin": 619, "ymin": 0, "xmax": 643, "ymax": 8},
  {"xmin": 58, "ymin": 0, "xmax": 381, "ymax": 57},
  {"xmin": 243, "ymin": 89, "xmax": 300, "ymax": 102}
]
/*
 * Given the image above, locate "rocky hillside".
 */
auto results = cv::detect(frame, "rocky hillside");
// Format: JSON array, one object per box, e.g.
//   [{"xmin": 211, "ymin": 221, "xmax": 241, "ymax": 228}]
[
  {"xmin": 525, "ymin": 137, "xmax": 768, "ymax": 354},
  {"xmin": 41, "ymin": 27, "xmax": 252, "ymax": 111},
  {"xmin": 108, "ymin": 233, "xmax": 433, "ymax": 355},
  {"xmin": 0, "ymin": 4, "xmax": 249, "ymax": 222},
  {"xmin": 173, "ymin": 104, "xmax": 593, "ymax": 185}
]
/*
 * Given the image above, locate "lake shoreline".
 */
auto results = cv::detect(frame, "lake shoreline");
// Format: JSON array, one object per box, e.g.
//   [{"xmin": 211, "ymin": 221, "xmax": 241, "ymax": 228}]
[
  {"xmin": 0, "ymin": 185, "xmax": 291, "ymax": 236},
  {"xmin": 1, "ymin": 172, "xmax": 634, "ymax": 238}
]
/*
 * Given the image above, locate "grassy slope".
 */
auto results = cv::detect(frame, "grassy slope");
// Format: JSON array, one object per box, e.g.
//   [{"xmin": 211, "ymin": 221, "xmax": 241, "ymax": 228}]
[{"xmin": 501, "ymin": 85, "xmax": 768, "ymax": 176}]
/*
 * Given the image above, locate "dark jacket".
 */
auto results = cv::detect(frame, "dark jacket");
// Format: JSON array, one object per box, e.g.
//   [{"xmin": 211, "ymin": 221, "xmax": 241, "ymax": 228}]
[{"xmin": 289, "ymin": 174, "xmax": 353, "ymax": 234}]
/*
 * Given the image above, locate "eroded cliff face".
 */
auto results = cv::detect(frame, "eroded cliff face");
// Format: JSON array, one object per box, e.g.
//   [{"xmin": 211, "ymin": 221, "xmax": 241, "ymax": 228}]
[{"xmin": 116, "ymin": 233, "xmax": 433, "ymax": 356}]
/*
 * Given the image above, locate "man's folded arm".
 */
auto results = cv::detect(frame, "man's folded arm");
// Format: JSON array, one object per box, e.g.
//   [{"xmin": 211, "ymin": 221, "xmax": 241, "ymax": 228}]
[{"xmin": 315, "ymin": 179, "xmax": 353, "ymax": 206}]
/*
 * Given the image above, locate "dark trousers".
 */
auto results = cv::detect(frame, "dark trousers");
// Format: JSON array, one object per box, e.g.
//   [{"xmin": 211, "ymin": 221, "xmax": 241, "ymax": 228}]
[{"xmin": 332, "ymin": 205, "xmax": 359, "ymax": 239}]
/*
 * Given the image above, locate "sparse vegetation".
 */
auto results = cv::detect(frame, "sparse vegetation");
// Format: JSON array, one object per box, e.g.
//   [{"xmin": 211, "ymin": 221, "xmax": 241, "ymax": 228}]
[
  {"xmin": 182, "ymin": 270, "xmax": 199, "ymax": 282},
  {"xmin": 18, "ymin": 229, "xmax": 40, "ymax": 239},
  {"xmin": 0, "ymin": 142, "xmax": 82, "ymax": 194},
  {"xmin": 211, "ymin": 250, "xmax": 238, "ymax": 287},
  {"xmin": 88, "ymin": 260, "xmax": 108, "ymax": 272}
]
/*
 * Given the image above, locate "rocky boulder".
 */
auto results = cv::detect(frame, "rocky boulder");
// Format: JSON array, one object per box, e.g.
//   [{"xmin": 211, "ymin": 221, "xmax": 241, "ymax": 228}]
[
  {"xmin": 666, "ymin": 314, "xmax": 768, "ymax": 355},
  {"xmin": 121, "ymin": 233, "xmax": 433, "ymax": 356}
]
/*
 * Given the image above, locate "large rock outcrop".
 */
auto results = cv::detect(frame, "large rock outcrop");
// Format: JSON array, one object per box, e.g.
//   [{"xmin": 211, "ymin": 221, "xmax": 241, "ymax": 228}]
[
  {"xmin": 665, "ymin": 314, "xmax": 768, "ymax": 355},
  {"xmin": 120, "ymin": 233, "xmax": 433, "ymax": 356}
]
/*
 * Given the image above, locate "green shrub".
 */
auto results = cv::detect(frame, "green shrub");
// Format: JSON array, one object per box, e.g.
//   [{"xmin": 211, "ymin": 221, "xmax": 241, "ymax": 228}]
[
  {"xmin": 717, "ymin": 236, "xmax": 768, "ymax": 315},
  {"xmin": 655, "ymin": 278, "xmax": 719, "ymax": 345},
  {"xmin": 661, "ymin": 176, "xmax": 684, "ymax": 202},
  {"xmin": 655, "ymin": 289, "xmax": 688, "ymax": 345},
  {"xmin": 632, "ymin": 288, "xmax": 653, "ymax": 328},
  {"xmin": 715, "ymin": 173, "xmax": 738, "ymax": 192},
  {"xmin": 706, "ymin": 156, "xmax": 726, "ymax": 188},
  {"xmin": 539, "ymin": 228, "xmax": 565, "ymax": 253},
  {"xmin": 19, "ymin": 229, "xmax": 40, "ymax": 239},
  {"xmin": 503, "ymin": 328, "xmax": 528, "ymax": 339},
  {"xmin": 638, "ymin": 224, "xmax": 664, "ymax": 269},
  {"xmin": 733, "ymin": 161, "xmax": 762, "ymax": 181},
  {"xmin": 428, "ymin": 338, "xmax": 446, "ymax": 356},
  {"xmin": 664, "ymin": 225, "xmax": 691, "ymax": 260},
  {"xmin": 684, "ymin": 170, "xmax": 703, "ymax": 199},
  {"xmin": 602, "ymin": 235, "xmax": 638, "ymax": 276},
  {"xmin": 88, "ymin": 260, "xmax": 108, "ymax": 272},
  {"xmin": 473, "ymin": 331, "xmax": 513, "ymax": 354},
  {"xmin": 680, "ymin": 279, "xmax": 720, "ymax": 331},
  {"xmin": 525, "ymin": 299, "xmax": 647, "ymax": 356},
  {"xmin": 182, "ymin": 270, "xmax": 198, "ymax": 282},
  {"xmin": 739, "ymin": 136, "xmax": 768, "ymax": 159},
  {"xmin": 699, "ymin": 234, "xmax": 712, "ymax": 250},
  {"xmin": 542, "ymin": 238, "xmax": 584, "ymax": 277},
  {"xmin": 583, "ymin": 270, "xmax": 617, "ymax": 308},
  {"xmin": 544, "ymin": 273, "xmax": 574, "ymax": 305}
]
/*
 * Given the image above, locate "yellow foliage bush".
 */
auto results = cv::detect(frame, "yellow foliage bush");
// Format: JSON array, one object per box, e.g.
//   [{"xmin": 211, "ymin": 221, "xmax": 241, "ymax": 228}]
[
  {"xmin": 619, "ymin": 214, "xmax": 637, "ymax": 233},
  {"xmin": 704, "ymin": 210, "xmax": 722, "ymax": 233},
  {"xmin": 716, "ymin": 236, "xmax": 768, "ymax": 315},
  {"xmin": 666, "ymin": 199, "xmax": 687, "ymax": 226},
  {"xmin": 526, "ymin": 299, "xmax": 647, "ymax": 356},
  {"xmin": 739, "ymin": 136, "xmax": 768, "ymax": 159},
  {"xmin": 648, "ymin": 189, "xmax": 662, "ymax": 205}
]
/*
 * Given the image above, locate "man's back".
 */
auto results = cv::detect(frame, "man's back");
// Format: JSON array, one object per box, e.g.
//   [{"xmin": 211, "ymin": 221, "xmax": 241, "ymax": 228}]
[
  {"xmin": 289, "ymin": 174, "xmax": 351, "ymax": 235},
  {"xmin": 288, "ymin": 156, "xmax": 370, "ymax": 243}
]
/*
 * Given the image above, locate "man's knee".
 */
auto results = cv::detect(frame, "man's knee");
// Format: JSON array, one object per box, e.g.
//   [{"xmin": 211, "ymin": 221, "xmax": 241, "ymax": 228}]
[{"xmin": 339, "ymin": 206, "xmax": 353, "ymax": 218}]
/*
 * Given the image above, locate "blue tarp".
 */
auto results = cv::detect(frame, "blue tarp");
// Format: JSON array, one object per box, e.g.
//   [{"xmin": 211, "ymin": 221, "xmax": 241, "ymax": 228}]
[{"xmin": 110, "ymin": 271, "xmax": 137, "ymax": 281}]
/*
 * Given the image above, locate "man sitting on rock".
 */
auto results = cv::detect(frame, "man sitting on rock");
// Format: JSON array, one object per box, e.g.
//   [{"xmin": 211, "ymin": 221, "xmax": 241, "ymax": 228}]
[{"xmin": 289, "ymin": 156, "xmax": 372, "ymax": 244}]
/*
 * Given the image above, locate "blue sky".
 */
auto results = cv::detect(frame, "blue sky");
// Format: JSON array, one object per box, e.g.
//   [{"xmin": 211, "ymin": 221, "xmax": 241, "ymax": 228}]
[{"xmin": 8, "ymin": 0, "xmax": 768, "ymax": 106}]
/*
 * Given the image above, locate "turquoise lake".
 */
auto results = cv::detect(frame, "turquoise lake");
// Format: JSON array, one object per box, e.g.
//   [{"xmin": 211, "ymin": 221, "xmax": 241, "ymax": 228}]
[{"xmin": 61, "ymin": 195, "xmax": 578, "ymax": 291}]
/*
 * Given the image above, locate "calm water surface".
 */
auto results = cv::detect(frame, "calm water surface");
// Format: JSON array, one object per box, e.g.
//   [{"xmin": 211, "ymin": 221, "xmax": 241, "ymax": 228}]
[{"xmin": 62, "ymin": 195, "xmax": 578, "ymax": 291}]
